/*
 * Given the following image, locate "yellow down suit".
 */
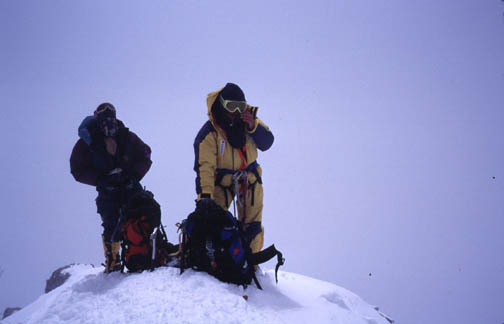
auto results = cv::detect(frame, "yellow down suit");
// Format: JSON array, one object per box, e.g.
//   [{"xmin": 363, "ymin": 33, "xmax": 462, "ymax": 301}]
[{"xmin": 193, "ymin": 89, "xmax": 274, "ymax": 253}]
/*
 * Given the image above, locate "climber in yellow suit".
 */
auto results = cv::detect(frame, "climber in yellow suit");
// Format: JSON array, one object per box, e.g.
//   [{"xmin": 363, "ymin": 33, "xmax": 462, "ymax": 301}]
[{"xmin": 193, "ymin": 83, "xmax": 274, "ymax": 253}]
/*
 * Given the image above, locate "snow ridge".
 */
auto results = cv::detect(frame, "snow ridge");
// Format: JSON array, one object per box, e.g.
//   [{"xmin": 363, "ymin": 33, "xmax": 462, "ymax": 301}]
[{"xmin": 2, "ymin": 264, "xmax": 391, "ymax": 324}]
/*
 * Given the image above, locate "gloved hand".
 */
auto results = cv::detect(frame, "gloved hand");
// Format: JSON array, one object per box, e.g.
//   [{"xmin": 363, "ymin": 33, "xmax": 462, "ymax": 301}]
[
  {"xmin": 240, "ymin": 109, "xmax": 256, "ymax": 131},
  {"xmin": 98, "ymin": 169, "xmax": 122, "ymax": 188},
  {"xmin": 98, "ymin": 168, "xmax": 139, "ymax": 189}
]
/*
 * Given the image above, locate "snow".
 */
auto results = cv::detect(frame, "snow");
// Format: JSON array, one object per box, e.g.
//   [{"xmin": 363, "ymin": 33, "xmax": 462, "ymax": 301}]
[{"xmin": 2, "ymin": 264, "xmax": 392, "ymax": 324}]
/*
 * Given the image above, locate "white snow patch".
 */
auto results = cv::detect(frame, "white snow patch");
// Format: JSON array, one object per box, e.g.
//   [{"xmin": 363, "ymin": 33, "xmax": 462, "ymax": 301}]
[{"xmin": 2, "ymin": 264, "xmax": 392, "ymax": 324}]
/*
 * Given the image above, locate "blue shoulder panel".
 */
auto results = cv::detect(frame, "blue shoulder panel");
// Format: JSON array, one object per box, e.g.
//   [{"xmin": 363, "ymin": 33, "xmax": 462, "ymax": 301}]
[
  {"xmin": 194, "ymin": 121, "xmax": 216, "ymax": 194},
  {"xmin": 78, "ymin": 116, "xmax": 95, "ymax": 145},
  {"xmin": 250, "ymin": 123, "xmax": 274, "ymax": 151}
]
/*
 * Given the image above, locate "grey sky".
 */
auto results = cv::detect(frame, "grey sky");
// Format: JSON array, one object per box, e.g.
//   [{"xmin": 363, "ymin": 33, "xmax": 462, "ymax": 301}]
[{"xmin": 1, "ymin": 1, "xmax": 503, "ymax": 324}]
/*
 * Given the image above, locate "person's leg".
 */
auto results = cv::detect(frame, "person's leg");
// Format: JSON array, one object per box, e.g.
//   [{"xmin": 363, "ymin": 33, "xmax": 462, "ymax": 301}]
[
  {"xmin": 213, "ymin": 185, "xmax": 232, "ymax": 210},
  {"xmin": 96, "ymin": 195, "xmax": 121, "ymax": 272},
  {"xmin": 243, "ymin": 183, "xmax": 264, "ymax": 254},
  {"xmin": 214, "ymin": 178, "xmax": 265, "ymax": 253}
]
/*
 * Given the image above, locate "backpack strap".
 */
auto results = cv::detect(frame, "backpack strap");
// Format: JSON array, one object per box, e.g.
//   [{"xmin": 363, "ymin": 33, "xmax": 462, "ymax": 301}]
[
  {"xmin": 248, "ymin": 244, "xmax": 285, "ymax": 284},
  {"xmin": 252, "ymin": 272, "xmax": 263, "ymax": 290}
]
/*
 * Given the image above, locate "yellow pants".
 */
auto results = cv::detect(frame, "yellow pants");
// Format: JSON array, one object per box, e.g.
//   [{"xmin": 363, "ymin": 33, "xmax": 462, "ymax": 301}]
[{"xmin": 213, "ymin": 181, "xmax": 264, "ymax": 253}]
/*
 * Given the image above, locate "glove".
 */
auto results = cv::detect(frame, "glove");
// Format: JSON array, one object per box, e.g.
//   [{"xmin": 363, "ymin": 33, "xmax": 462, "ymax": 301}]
[
  {"xmin": 97, "ymin": 171, "xmax": 122, "ymax": 188},
  {"xmin": 240, "ymin": 108, "xmax": 256, "ymax": 131},
  {"xmin": 98, "ymin": 168, "xmax": 139, "ymax": 189}
]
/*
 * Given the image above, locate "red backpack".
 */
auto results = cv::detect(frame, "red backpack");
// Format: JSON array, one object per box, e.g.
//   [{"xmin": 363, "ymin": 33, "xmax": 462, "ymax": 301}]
[{"xmin": 120, "ymin": 190, "xmax": 178, "ymax": 272}]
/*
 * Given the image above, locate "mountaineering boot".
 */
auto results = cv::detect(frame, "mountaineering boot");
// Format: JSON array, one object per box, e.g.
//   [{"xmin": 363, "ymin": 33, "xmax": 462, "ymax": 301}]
[
  {"xmin": 102, "ymin": 235, "xmax": 122, "ymax": 273},
  {"xmin": 110, "ymin": 241, "xmax": 121, "ymax": 271}
]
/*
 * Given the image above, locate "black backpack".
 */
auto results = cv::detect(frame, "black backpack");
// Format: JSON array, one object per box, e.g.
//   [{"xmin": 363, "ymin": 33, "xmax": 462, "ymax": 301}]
[
  {"xmin": 178, "ymin": 201, "xmax": 284, "ymax": 289},
  {"xmin": 119, "ymin": 189, "xmax": 178, "ymax": 272}
]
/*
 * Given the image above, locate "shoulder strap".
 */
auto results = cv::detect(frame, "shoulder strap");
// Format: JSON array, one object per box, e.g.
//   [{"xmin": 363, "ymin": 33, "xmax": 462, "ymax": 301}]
[{"xmin": 248, "ymin": 244, "xmax": 285, "ymax": 284}]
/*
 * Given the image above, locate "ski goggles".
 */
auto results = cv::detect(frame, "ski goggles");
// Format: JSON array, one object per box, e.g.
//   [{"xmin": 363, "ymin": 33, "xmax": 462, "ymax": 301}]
[
  {"xmin": 94, "ymin": 103, "xmax": 116, "ymax": 119},
  {"xmin": 219, "ymin": 95, "xmax": 247, "ymax": 113}
]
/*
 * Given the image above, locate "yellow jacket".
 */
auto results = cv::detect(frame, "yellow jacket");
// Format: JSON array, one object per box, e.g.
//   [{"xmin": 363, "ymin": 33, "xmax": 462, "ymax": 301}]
[{"xmin": 193, "ymin": 88, "xmax": 274, "ymax": 200}]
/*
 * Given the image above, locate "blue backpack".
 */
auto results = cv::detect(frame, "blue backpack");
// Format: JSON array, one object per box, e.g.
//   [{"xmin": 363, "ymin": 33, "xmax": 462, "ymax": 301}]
[{"xmin": 178, "ymin": 201, "xmax": 284, "ymax": 289}]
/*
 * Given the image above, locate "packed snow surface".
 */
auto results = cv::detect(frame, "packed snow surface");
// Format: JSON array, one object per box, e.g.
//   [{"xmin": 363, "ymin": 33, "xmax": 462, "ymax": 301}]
[{"xmin": 3, "ymin": 264, "xmax": 391, "ymax": 324}]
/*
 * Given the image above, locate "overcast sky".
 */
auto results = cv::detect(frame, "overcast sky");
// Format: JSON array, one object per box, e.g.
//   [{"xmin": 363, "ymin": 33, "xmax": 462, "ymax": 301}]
[{"xmin": 1, "ymin": 1, "xmax": 503, "ymax": 324}]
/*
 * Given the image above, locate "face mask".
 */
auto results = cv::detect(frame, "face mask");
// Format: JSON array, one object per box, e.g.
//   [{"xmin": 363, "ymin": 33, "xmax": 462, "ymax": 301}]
[
  {"xmin": 212, "ymin": 100, "xmax": 246, "ymax": 148},
  {"xmin": 229, "ymin": 115, "xmax": 244, "ymax": 128},
  {"xmin": 100, "ymin": 117, "xmax": 119, "ymax": 137},
  {"xmin": 227, "ymin": 117, "xmax": 246, "ymax": 149}
]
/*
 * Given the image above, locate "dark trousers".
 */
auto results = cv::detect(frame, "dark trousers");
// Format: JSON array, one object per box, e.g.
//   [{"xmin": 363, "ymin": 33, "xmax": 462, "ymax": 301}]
[{"xmin": 96, "ymin": 183, "xmax": 142, "ymax": 242}]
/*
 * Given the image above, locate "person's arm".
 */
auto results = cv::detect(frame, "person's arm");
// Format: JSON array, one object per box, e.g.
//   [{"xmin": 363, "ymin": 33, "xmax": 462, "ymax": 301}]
[
  {"xmin": 128, "ymin": 131, "xmax": 152, "ymax": 181},
  {"xmin": 248, "ymin": 118, "xmax": 274, "ymax": 151},
  {"xmin": 70, "ymin": 139, "xmax": 100, "ymax": 186},
  {"xmin": 193, "ymin": 121, "xmax": 217, "ymax": 201}
]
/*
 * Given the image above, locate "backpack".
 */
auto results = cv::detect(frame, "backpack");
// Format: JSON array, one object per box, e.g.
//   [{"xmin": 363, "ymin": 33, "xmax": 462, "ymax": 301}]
[
  {"xmin": 178, "ymin": 201, "xmax": 284, "ymax": 289},
  {"xmin": 120, "ymin": 189, "xmax": 177, "ymax": 272}
]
